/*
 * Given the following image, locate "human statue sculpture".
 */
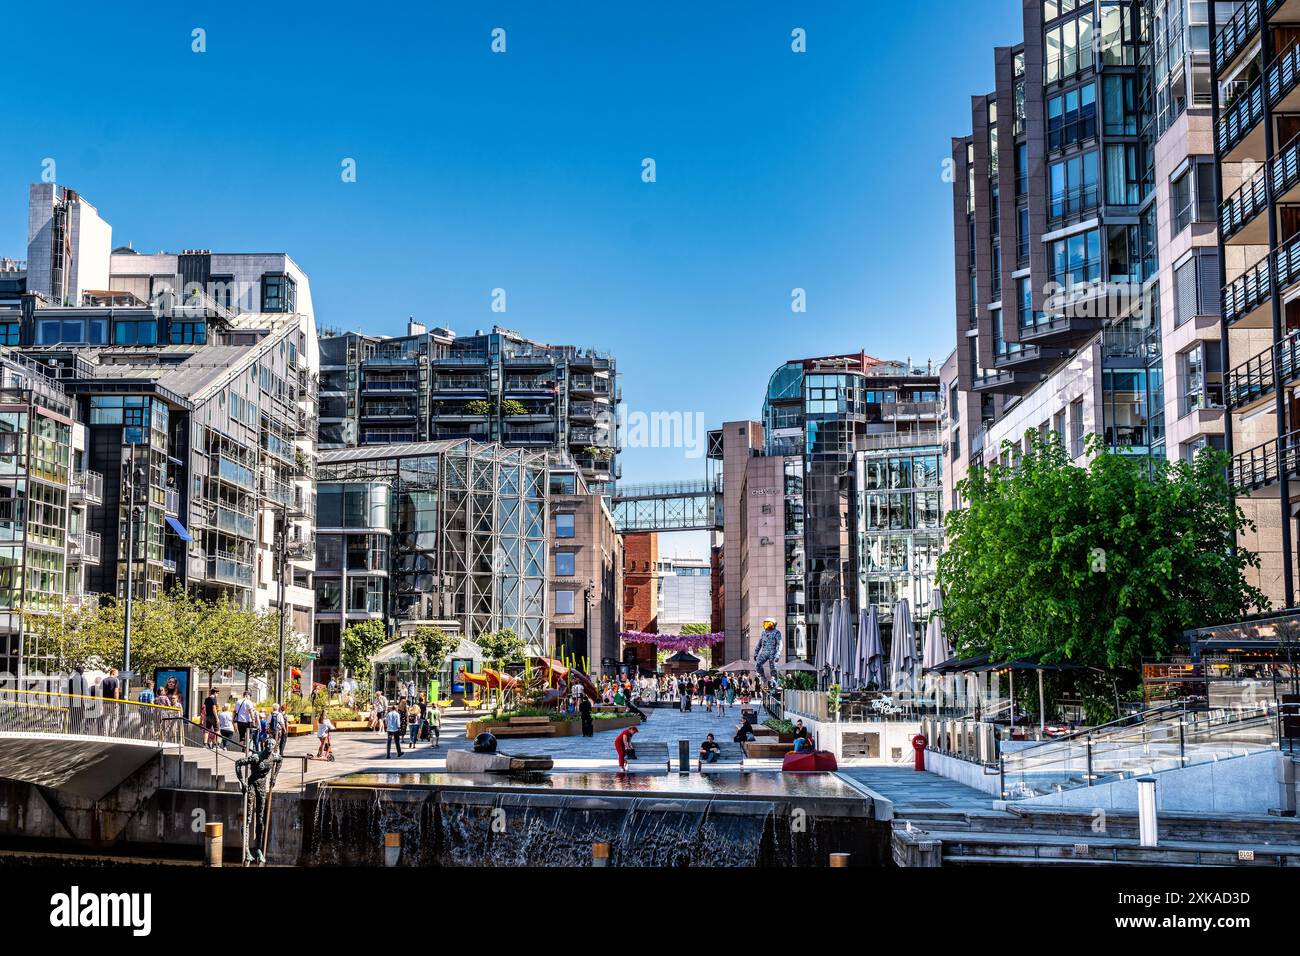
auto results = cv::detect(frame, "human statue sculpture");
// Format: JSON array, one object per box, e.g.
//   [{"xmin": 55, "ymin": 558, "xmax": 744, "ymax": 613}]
[
  {"xmin": 753, "ymin": 618, "xmax": 782, "ymax": 684},
  {"xmin": 235, "ymin": 734, "xmax": 281, "ymax": 865}
]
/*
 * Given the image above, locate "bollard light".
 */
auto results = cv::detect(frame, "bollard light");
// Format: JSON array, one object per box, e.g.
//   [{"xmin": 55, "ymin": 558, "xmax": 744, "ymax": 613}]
[
  {"xmin": 829, "ymin": 852, "xmax": 850, "ymax": 867},
  {"xmin": 592, "ymin": 841, "xmax": 611, "ymax": 867},
  {"xmin": 678, "ymin": 739, "xmax": 691, "ymax": 774},
  {"xmin": 1137, "ymin": 776, "xmax": 1158, "ymax": 848},
  {"xmin": 384, "ymin": 831, "xmax": 402, "ymax": 867},
  {"xmin": 204, "ymin": 822, "xmax": 223, "ymax": 868}
]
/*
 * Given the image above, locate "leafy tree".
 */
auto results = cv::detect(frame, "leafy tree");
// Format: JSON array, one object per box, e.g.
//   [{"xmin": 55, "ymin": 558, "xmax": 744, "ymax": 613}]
[
  {"xmin": 465, "ymin": 399, "xmax": 493, "ymax": 416},
  {"xmin": 341, "ymin": 619, "xmax": 388, "ymax": 678},
  {"xmin": 680, "ymin": 623, "xmax": 710, "ymax": 635},
  {"xmin": 500, "ymin": 399, "xmax": 528, "ymax": 417},
  {"xmin": 939, "ymin": 433, "xmax": 1267, "ymax": 675},
  {"xmin": 401, "ymin": 625, "xmax": 459, "ymax": 675},
  {"xmin": 477, "ymin": 627, "xmax": 526, "ymax": 666}
]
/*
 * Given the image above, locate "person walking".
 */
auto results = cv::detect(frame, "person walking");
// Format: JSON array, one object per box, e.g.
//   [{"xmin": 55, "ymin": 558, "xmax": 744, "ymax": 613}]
[
  {"xmin": 407, "ymin": 703, "xmax": 420, "ymax": 749},
  {"xmin": 235, "ymin": 692, "xmax": 256, "ymax": 746},
  {"xmin": 579, "ymin": 695, "xmax": 594, "ymax": 738},
  {"xmin": 202, "ymin": 686, "xmax": 220, "ymax": 748},
  {"xmin": 218, "ymin": 703, "xmax": 236, "ymax": 749},
  {"xmin": 385, "ymin": 704, "xmax": 404, "ymax": 758}
]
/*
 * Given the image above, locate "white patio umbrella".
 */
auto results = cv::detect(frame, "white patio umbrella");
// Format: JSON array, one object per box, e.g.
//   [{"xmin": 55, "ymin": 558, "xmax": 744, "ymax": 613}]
[
  {"xmin": 861, "ymin": 605, "xmax": 885, "ymax": 689},
  {"xmin": 814, "ymin": 602, "xmax": 832, "ymax": 675},
  {"xmin": 828, "ymin": 598, "xmax": 844, "ymax": 683},
  {"xmin": 889, "ymin": 597, "xmax": 915, "ymax": 693},
  {"xmin": 854, "ymin": 606, "xmax": 869, "ymax": 689},
  {"xmin": 838, "ymin": 598, "xmax": 854, "ymax": 687}
]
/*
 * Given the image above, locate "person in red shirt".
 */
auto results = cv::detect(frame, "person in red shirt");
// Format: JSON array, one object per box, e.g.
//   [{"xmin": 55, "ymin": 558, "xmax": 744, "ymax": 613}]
[{"xmin": 614, "ymin": 725, "xmax": 639, "ymax": 770}]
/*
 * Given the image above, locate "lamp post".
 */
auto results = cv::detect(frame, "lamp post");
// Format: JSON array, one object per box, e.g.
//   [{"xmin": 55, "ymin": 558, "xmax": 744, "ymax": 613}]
[
  {"xmin": 275, "ymin": 500, "xmax": 289, "ymax": 705},
  {"xmin": 583, "ymin": 580, "xmax": 594, "ymax": 671},
  {"xmin": 121, "ymin": 445, "xmax": 145, "ymax": 692}
]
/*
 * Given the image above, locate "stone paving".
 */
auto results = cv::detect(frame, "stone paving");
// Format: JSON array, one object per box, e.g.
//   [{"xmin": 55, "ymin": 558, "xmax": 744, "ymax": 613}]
[{"xmin": 276, "ymin": 700, "xmax": 758, "ymax": 788}]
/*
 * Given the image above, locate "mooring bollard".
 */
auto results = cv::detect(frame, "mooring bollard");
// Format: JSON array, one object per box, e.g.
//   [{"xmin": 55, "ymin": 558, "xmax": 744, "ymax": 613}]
[
  {"xmin": 1137, "ymin": 777, "xmax": 1158, "ymax": 848},
  {"xmin": 204, "ymin": 822, "xmax": 223, "ymax": 867},
  {"xmin": 829, "ymin": 852, "xmax": 850, "ymax": 867},
  {"xmin": 679, "ymin": 739, "xmax": 691, "ymax": 773},
  {"xmin": 384, "ymin": 831, "xmax": 402, "ymax": 867},
  {"xmin": 592, "ymin": 841, "xmax": 611, "ymax": 867}
]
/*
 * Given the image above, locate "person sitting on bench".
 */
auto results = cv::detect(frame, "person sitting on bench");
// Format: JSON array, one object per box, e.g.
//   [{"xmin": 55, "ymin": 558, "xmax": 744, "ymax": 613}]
[{"xmin": 699, "ymin": 733, "xmax": 721, "ymax": 766}]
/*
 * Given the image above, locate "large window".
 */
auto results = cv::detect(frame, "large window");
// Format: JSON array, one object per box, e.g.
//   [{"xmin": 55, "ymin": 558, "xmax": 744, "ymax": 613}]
[
  {"xmin": 1047, "ymin": 85, "xmax": 1097, "ymax": 151},
  {"xmin": 261, "ymin": 273, "xmax": 296, "ymax": 313},
  {"xmin": 554, "ymin": 590, "xmax": 576, "ymax": 616},
  {"xmin": 36, "ymin": 317, "xmax": 109, "ymax": 345},
  {"xmin": 1180, "ymin": 343, "xmax": 1224, "ymax": 416},
  {"xmin": 113, "ymin": 319, "xmax": 158, "ymax": 345},
  {"xmin": 554, "ymin": 551, "xmax": 576, "ymax": 577},
  {"xmin": 554, "ymin": 513, "xmax": 575, "ymax": 539},
  {"xmin": 1049, "ymin": 151, "xmax": 1099, "ymax": 220},
  {"xmin": 1170, "ymin": 158, "xmax": 1217, "ymax": 235},
  {"xmin": 1050, "ymin": 229, "xmax": 1102, "ymax": 291},
  {"xmin": 1045, "ymin": 6, "xmax": 1094, "ymax": 84}
]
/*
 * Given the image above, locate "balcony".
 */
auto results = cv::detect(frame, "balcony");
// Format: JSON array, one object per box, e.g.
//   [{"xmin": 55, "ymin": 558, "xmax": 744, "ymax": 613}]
[
  {"xmin": 1232, "ymin": 427, "xmax": 1300, "ymax": 492},
  {"xmin": 504, "ymin": 376, "xmax": 556, "ymax": 394},
  {"xmin": 363, "ymin": 377, "xmax": 418, "ymax": 392},
  {"xmin": 881, "ymin": 400, "xmax": 941, "ymax": 423},
  {"xmin": 1217, "ymin": 82, "xmax": 1264, "ymax": 163},
  {"xmin": 68, "ymin": 470, "xmax": 103, "ymax": 506},
  {"xmin": 1267, "ymin": 38, "xmax": 1300, "ymax": 117},
  {"xmin": 209, "ymin": 552, "xmax": 253, "ymax": 588},
  {"xmin": 993, "ymin": 343, "xmax": 1070, "ymax": 371},
  {"xmin": 260, "ymin": 475, "xmax": 294, "ymax": 508},
  {"xmin": 970, "ymin": 368, "xmax": 1041, "ymax": 395},
  {"xmin": 1227, "ymin": 329, "xmax": 1300, "ymax": 412},
  {"xmin": 164, "ymin": 487, "xmax": 180, "ymax": 516},
  {"xmin": 211, "ymin": 454, "xmax": 257, "ymax": 491},
  {"xmin": 431, "ymin": 351, "xmax": 488, "ymax": 367},
  {"xmin": 432, "ymin": 377, "xmax": 489, "ymax": 394},
  {"xmin": 1214, "ymin": 0, "xmax": 1259, "ymax": 76},
  {"xmin": 1221, "ymin": 168, "xmax": 1269, "ymax": 247},
  {"xmin": 568, "ymin": 425, "xmax": 614, "ymax": 446},
  {"xmin": 361, "ymin": 402, "xmax": 417, "ymax": 419},
  {"xmin": 1223, "ymin": 255, "xmax": 1273, "ymax": 329},
  {"xmin": 213, "ymin": 504, "xmax": 256, "ymax": 538},
  {"xmin": 502, "ymin": 349, "xmax": 555, "ymax": 368},
  {"xmin": 1020, "ymin": 310, "xmax": 1105, "ymax": 345},
  {"xmin": 67, "ymin": 530, "xmax": 101, "ymax": 565}
]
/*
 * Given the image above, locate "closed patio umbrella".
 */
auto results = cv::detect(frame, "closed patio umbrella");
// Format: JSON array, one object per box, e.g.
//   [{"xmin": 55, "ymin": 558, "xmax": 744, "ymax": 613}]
[
  {"xmin": 814, "ymin": 602, "xmax": 832, "ymax": 675},
  {"xmin": 889, "ymin": 597, "xmax": 915, "ymax": 693},
  {"xmin": 838, "ymin": 598, "xmax": 854, "ymax": 686},
  {"xmin": 922, "ymin": 589, "xmax": 950, "ymax": 671},
  {"xmin": 827, "ymin": 598, "xmax": 842, "ymax": 679},
  {"xmin": 777, "ymin": 659, "xmax": 818, "ymax": 673},
  {"xmin": 862, "ymin": 605, "xmax": 885, "ymax": 689}
]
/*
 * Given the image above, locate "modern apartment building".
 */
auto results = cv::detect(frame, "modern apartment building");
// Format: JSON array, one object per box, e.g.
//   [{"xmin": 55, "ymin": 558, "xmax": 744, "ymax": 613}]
[
  {"xmin": 1210, "ymin": 0, "xmax": 1300, "ymax": 609},
  {"xmin": 713, "ymin": 354, "xmax": 942, "ymax": 665},
  {"xmin": 318, "ymin": 324, "xmax": 620, "ymax": 493},
  {"xmin": 0, "ymin": 183, "xmax": 320, "ymax": 676},
  {"xmin": 944, "ymin": 2, "xmax": 1233, "ymax": 576}
]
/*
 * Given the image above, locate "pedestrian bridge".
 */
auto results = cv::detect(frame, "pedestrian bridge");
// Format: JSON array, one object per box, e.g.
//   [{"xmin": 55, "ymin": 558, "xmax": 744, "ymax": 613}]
[
  {"xmin": 0, "ymin": 688, "xmax": 182, "ymax": 800},
  {"xmin": 610, "ymin": 478, "xmax": 722, "ymax": 533}
]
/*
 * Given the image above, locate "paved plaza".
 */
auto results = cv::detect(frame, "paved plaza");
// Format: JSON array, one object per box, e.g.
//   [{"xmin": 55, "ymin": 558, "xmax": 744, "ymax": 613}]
[{"xmin": 276, "ymin": 701, "xmax": 761, "ymax": 788}]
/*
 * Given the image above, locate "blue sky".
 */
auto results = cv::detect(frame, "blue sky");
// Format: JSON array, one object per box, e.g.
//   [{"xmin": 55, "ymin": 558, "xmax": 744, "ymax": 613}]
[{"xmin": 1, "ymin": 1, "xmax": 1022, "ymax": 556}]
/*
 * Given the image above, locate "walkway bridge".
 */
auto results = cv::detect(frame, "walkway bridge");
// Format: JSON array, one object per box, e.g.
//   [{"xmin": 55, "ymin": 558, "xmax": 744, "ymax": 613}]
[{"xmin": 610, "ymin": 477, "xmax": 723, "ymax": 533}]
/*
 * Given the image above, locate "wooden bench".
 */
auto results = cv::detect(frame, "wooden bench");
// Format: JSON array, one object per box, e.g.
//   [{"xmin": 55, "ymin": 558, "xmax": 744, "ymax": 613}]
[
  {"xmin": 508, "ymin": 716, "xmax": 551, "ymax": 726},
  {"xmin": 696, "ymin": 741, "xmax": 746, "ymax": 771},
  {"xmin": 488, "ymin": 723, "xmax": 557, "ymax": 737},
  {"xmin": 743, "ymin": 740, "xmax": 794, "ymax": 759},
  {"xmin": 624, "ymin": 740, "xmax": 670, "ymax": 772}
]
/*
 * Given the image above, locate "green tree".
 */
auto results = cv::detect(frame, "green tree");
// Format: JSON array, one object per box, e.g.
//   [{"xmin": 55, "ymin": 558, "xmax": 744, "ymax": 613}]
[
  {"xmin": 939, "ymin": 433, "xmax": 1267, "ymax": 675},
  {"xmin": 477, "ymin": 627, "xmax": 525, "ymax": 666},
  {"xmin": 401, "ymin": 624, "xmax": 459, "ymax": 676},
  {"xmin": 680, "ymin": 623, "xmax": 710, "ymax": 635},
  {"xmin": 465, "ymin": 399, "xmax": 493, "ymax": 416},
  {"xmin": 341, "ymin": 619, "xmax": 388, "ymax": 679},
  {"xmin": 500, "ymin": 399, "xmax": 528, "ymax": 417}
]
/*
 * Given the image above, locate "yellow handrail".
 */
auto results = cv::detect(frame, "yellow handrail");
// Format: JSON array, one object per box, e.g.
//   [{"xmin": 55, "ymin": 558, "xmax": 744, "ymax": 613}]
[{"xmin": 0, "ymin": 687, "xmax": 182, "ymax": 714}]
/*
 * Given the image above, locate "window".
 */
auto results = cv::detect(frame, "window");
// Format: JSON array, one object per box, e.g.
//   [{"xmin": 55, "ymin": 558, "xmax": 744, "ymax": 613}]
[
  {"xmin": 554, "ymin": 590, "xmax": 576, "ymax": 616},
  {"xmin": 555, "ymin": 551, "xmax": 576, "ymax": 577},
  {"xmin": 1104, "ymin": 142, "xmax": 1146, "ymax": 206},
  {"xmin": 169, "ymin": 321, "xmax": 207, "ymax": 344},
  {"xmin": 554, "ymin": 513, "xmax": 575, "ymax": 539},
  {"xmin": 1047, "ymin": 84, "xmax": 1096, "ymax": 151},
  {"xmin": 261, "ymin": 273, "xmax": 296, "ymax": 313},
  {"xmin": 1050, "ymin": 229, "xmax": 1102, "ymax": 291},
  {"xmin": 36, "ymin": 317, "xmax": 108, "ymax": 345},
  {"xmin": 1045, "ymin": 8, "xmax": 1094, "ymax": 84},
  {"xmin": 1049, "ymin": 151, "xmax": 1099, "ymax": 220},
  {"xmin": 1180, "ymin": 343, "xmax": 1223, "ymax": 416},
  {"xmin": 1174, "ymin": 251, "xmax": 1221, "ymax": 325},
  {"xmin": 1069, "ymin": 399, "xmax": 1085, "ymax": 458},
  {"xmin": 1102, "ymin": 74, "xmax": 1138, "ymax": 135},
  {"xmin": 113, "ymin": 319, "xmax": 157, "ymax": 345}
]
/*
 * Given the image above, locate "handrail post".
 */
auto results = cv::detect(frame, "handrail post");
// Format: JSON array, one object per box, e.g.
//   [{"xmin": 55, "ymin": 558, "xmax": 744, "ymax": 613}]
[{"xmin": 1086, "ymin": 741, "xmax": 1093, "ymax": 786}]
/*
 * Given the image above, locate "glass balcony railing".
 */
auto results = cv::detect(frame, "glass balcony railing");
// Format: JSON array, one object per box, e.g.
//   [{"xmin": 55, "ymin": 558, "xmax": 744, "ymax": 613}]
[
  {"xmin": 69, "ymin": 470, "xmax": 103, "ymax": 504},
  {"xmin": 209, "ymin": 552, "xmax": 253, "ymax": 588}
]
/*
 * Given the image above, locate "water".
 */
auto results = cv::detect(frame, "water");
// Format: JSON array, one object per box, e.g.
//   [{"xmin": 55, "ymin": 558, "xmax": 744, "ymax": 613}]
[{"xmin": 304, "ymin": 771, "xmax": 889, "ymax": 867}]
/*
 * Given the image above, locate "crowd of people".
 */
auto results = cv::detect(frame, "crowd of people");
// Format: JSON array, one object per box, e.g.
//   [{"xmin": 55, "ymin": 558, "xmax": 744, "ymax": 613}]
[{"xmin": 365, "ymin": 688, "xmax": 441, "ymax": 758}]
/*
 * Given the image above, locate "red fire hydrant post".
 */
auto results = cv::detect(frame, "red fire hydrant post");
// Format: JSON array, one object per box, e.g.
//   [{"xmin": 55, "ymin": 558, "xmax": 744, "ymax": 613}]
[{"xmin": 911, "ymin": 734, "xmax": 928, "ymax": 772}]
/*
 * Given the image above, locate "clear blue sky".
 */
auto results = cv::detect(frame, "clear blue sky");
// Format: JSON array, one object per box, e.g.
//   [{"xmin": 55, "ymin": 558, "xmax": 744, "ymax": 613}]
[{"xmin": 1, "ymin": 1, "xmax": 1021, "ymax": 556}]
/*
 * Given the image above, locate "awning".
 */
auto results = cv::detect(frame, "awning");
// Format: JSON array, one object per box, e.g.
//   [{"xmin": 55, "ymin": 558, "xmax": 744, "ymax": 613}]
[{"xmin": 164, "ymin": 516, "xmax": 192, "ymax": 542}]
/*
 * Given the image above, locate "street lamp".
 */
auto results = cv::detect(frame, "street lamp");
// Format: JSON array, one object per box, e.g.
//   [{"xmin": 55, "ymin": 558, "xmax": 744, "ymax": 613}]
[
  {"xmin": 583, "ymin": 579, "xmax": 594, "ymax": 670},
  {"xmin": 121, "ymin": 445, "xmax": 146, "ymax": 694},
  {"xmin": 275, "ymin": 500, "xmax": 289, "ymax": 705}
]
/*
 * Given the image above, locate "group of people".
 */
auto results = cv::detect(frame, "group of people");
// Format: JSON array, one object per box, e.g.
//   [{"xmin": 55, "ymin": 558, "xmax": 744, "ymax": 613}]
[{"xmin": 368, "ymin": 692, "xmax": 441, "ymax": 758}]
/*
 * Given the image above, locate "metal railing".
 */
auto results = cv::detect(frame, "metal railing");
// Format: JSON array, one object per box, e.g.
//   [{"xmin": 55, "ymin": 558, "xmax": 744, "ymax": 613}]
[
  {"xmin": 999, "ymin": 703, "xmax": 1282, "ymax": 800},
  {"xmin": 1221, "ymin": 167, "xmax": 1268, "ymax": 243},
  {"xmin": 1217, "ymin": 80, "xmax": 1263, "ymax": 157},
  {"xmin": 1226, "ymin": 329, "xmax": 1300, "ymax": 409},
  {"xmin": 1223, "ymin": 255, "xmax": 1273, "ymax": 324},
  {"xmin": 0, "ymin": 687, "xmax": 181, "ymax": 743},
  {"xmin": 1233, "ymin": 426, "xmax": 1300, "ymax": 489},
  {"xmin": 1214, "ymin": 0, "xmax": 1260, "ymax": 73},
  {"xmin": 70, "ymin": 470, "xmax": 104, "ymax": 503}
]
